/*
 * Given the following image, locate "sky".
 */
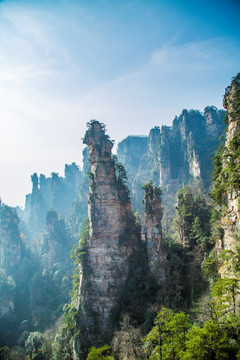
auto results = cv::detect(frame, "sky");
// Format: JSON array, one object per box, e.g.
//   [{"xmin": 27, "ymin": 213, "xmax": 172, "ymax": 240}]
[{"xmin": 0, "ymin": 0, "xmax": 239, "ymax": 207}]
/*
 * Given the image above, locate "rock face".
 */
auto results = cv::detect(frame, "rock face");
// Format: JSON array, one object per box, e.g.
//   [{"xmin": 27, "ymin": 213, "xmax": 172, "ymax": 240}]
[
  {"xmin": 0, "ymin": 205, "xmax": 22, "ymax": 319},
  {"xmin": 0, "ymin": 267, "xmax": 15, "ymax": 319},
  {"xmin": 143, "ymin": 183, "xmax": 169, "ymax": 289},
  {"xmin": 117, "ymin": 107, "xmax": 225, "ymax": 212},
  {"xmin": 117, "ymin": 135, "xmax": 148, "ymax": 174},
  {"xmin": 75, "ymin": 121, "xmax": 141, "ymax": 356},
  {"xmin": 175, "ymin": 189, "xmax": 195, "ymax": 247},
  {"xmin": 24, "ymin": 173, "xmax": 48, "ymax": 233},
  {"xmin": 117, "ymin": 135, "xmax": 148, "ymax": 210},
  {"xmin": 0, "ymin": 298, "xmax": 14, "ymax": 318},
  {"xmin": 221, "ymin": 74, "xmax": 240, "ymax": 249},
  {"xmin": 150, "ymin": 107, "xmax": 225, "ymax": 188},
  {"xmin": 43, "ymin": 210, "xmax": 71, "ymax": 267},
  {"xmin": 0, "ymin": 205, "xmax": 22, "ymax": 270},
  {"xmin": 23, "ymin": 163, "xmax": 83, "ymax": 233}
]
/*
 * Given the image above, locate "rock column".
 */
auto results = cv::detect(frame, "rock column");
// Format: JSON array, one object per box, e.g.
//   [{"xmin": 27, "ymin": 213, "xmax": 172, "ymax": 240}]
[
  {"xmin": 75, "ymin": 120, "xmax": 140, "ymax": 356},
  {"xmin": 221, "ymin": 74, "xmax": 240, "ymax": 249},
  {"xmin": 144, "ymin": 183, "xmax": 169, "ymax": 288}
]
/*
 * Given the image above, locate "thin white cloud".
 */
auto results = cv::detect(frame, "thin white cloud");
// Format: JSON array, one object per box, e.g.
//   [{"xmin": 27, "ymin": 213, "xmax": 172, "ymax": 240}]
[
  {"xmin": 75, "ymin": 37, "xmax": 239, "ymax": 130},
  {"xmin": 0, "ymin": 1, "xmax": 239, "ymax": 206}
]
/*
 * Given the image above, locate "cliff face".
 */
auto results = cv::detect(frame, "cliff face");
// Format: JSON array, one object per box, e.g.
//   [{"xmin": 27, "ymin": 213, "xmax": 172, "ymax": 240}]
[
  {"xmin": 23, "ymin": 163, "xmax": 83, "ymax": 233},
  {"xmin": 0, "ymin": 205, "xmax": 22, "ymax": 270},
  {"xmin": 76, "ymin": 121, "xmax": 141, "ymax": 355},
  {"xmin": 117, "ymin": 135, "xmax": 149, "ymax": 210},
  {"xmin": 117, "ymin": 107, "xmax": 225, "ymax": 212},
  {"xmin": 221, "ymin": 74, "xmax": 240, "ymax": 249},
  {"xmin": 143, "ymin": 183, "xmax": 169, "ymax": 290},
  {"xmin": 151, "ymin": 106, "xmax": 225, "ymax": 188},
  {"xmin": 159, "ymin": 126, "xmax": 171, "ymax": 186},
  {"xmin": 43, "ymin": 210, "xmax": 71, "ymax": 267},
  {"xmin": 0, "ymin": 268, "xmax": 15, "ymax": 319},
  {"xmin": 175, "ymin": 189, "xmax": 195, "ymax": 247},
  {"xmin": 117, "ymin": 135, "xmax": 148, "ymax": 174},
  {"xmin": 0, "ymin": 205, "xmax": 22, "ymax": 319}
]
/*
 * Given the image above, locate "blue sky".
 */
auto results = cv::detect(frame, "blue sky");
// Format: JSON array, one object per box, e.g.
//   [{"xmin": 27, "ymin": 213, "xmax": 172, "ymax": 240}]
[{"xmin": 0, "ymin": 0, "xmax": 239, "ymax": 206}]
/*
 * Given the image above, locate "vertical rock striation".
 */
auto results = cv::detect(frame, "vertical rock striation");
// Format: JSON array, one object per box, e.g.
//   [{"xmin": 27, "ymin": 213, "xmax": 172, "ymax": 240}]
[
  {"xmin": 117, "ymin": 135, "xmax": 148, "ymax": 210},
  {"xmin": 44, "ymin": 210, "xmax": 71, "ymax": 267},
  {"xmin": 117, "ymin": 107, "xmax": 225, "ymax": 214},
  {"xmin": 221, "ymin": 74, "xmax": 240, "ymax": 249},
  {"xmin": 0, "ymin": 205, "xmax": 22, "ymax": 318},
  {"xmin": 23, "ymin": 164, "xmax": 83, "ymax": 234},
  {"xmin": 75, "ymin": 120, "xmax": 141, "ymax": 356},
  {"xmin": 0, "ymin": 205, "xmax": 22, "ymax": 270},
  {"xmin": 143, "ymin": 183, "xmax": 169, "ymax": 291}
]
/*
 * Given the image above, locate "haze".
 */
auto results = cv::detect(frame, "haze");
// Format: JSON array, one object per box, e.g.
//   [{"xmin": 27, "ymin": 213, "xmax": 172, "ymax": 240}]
[{"xmin": 0, "ymin": 0, "xmax": 239, "ymax": 207}]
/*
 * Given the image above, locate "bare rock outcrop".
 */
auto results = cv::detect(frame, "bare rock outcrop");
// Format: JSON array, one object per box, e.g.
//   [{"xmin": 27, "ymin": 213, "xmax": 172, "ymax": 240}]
[
  {"xmin": 143, "ymin": 182, "xmax": 169, "ymax": 291},
  {"xmin": 75, "ymin": 120, "xmax": 141, "ymax": 357},
  {"xmin": 0, "ymin": 205, "xmax": 22, "ymax": 270},
  {"xmin": 221, "ymin": 74, "xmax": 240, "ymax": 249}
]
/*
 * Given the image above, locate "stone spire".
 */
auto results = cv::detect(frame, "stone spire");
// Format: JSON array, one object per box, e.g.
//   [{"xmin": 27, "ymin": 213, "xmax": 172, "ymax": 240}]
[
  {"xmin": 75, "ymin": 120, "xmax": 140, "ymax": 357},
  {"xmin": 143, "ymin": 182, "xmax": 169, "ymax": 290},
  {"xmin": 31, "ymin": 173, "xmax": 39, "ymax": 192},
  {"xmin": 221, "ymin": 74, "xmax": 240, "ymax": 249}
]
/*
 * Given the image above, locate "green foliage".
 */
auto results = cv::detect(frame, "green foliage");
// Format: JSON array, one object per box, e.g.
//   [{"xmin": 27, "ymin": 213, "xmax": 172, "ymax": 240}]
[
  {"xmin": 224, "ymin": 111, "xmax": 229, "ymax": 125},
  {"xmin": 143, "ymin": 306, "xmax": 240, "ymax": 360},
  {"xmin": 211, "ymin": 142, "xmax": 225, "ymax": 206},
  {"xmin": 112, "ymin": 155, "xmax": 130, "ymax": 204},
  {"xmin": 212, "ymin": 74, "xmax": 240, "ymax": 206},
  {"xmin": 224, "ymin": 73, "xmax": 240, "ymax": 117},
  {"xmin": 142, "ymin": 181, "xmax": 163, "ymax": 216},
  {"xmin": 0, "ymin": 347, "xmax": 10, "ymax": 360},
  {"xmin": 63, "ymin": 303, "xmax": 79, "ymax": 333},
  {"xmin": 181, "ymin": 320, "xmax": 233, "ymax": 360},
  {"xmin": 211, "ymin": 133, "xmax": 240, "ymax": 206},
  {"xmin": 29, "ymin": 268, "xmax": 69, "ymax": 330},
  {"xmin": 61, "ymin": 218, "xmax": 90, "ymax": 339},
  {"xmin": 111, "ymin": 240, "xmax": 158, "ymax": 328},
  {"xmin": 70, "ymin": 218, "xmax": 90, "ymax": 302},
  {"xmin": 52, "ymin": 218, "xmax": 90, "ymax": 360},
  {"xmin": 204, "ymin": 231, "xmax": 240, "ymax": 317},
  {"xmin": 175, "ymin": 186, "xmax": 212, "ymax": 251},
  {"xmin": 167, "ymin": 185, "xmax": 215, "ymax": 308},
  {"xmin": 144, "ymin": 307, "xmax": 190, "ymax": 360},
  {"xmin": 166, "ymin": 239, "xmax": 192, "ymax": 309},
  {"xmin": 52, "ymin": 320, "xmax": 74, "ymax": 360},
  {"xmin": 191, "ymin": 216, "xmax": 209, "ymax": 251},
  {"xmin": 87, "ymin": 345, "xmax": 113, "ymax": 360},
  {"xmin": 202, "ymin": 254, "xmax": 220, "ymax": 283},
  {"xmin": 210, "ymin": 208, "xmax": 224, "ymax": 248},
  {"xmin": 212, "ymin": 277, "xmax": 240, "ymax": 315},
  {"xmin": 142, "ymin": 180, "xmax": 162, "ymax": 198},
  {"xmin": 25, "ymin": 332, "xmax": 44, "ymax": 360},
  {"xmin": 134, "ymin": 211, "xmax": 142, "ymax": 227}
]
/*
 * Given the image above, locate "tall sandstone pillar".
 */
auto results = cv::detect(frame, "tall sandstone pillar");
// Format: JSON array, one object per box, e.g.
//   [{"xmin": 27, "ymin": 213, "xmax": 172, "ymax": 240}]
[
  {"xmin": 221, "ymin": 74, "xmax": 240, "ymax": 249},
  {"xmin": 75, "ymin": 120, "xmax": 140, "ymax": 357},
  {"xmin": 143, "ymin": 183, "xmax": 169, "ymax": 296}
]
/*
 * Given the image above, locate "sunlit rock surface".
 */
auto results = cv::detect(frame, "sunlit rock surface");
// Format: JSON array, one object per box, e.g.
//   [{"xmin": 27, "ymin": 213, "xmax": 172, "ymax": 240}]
[
  {"xmin": 75, "ymin": 120, "xmax": 141, "ymax": 357},
  {"xmin": 221, "ymin": 75, "xmax": 240, "ymax": 250}
]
